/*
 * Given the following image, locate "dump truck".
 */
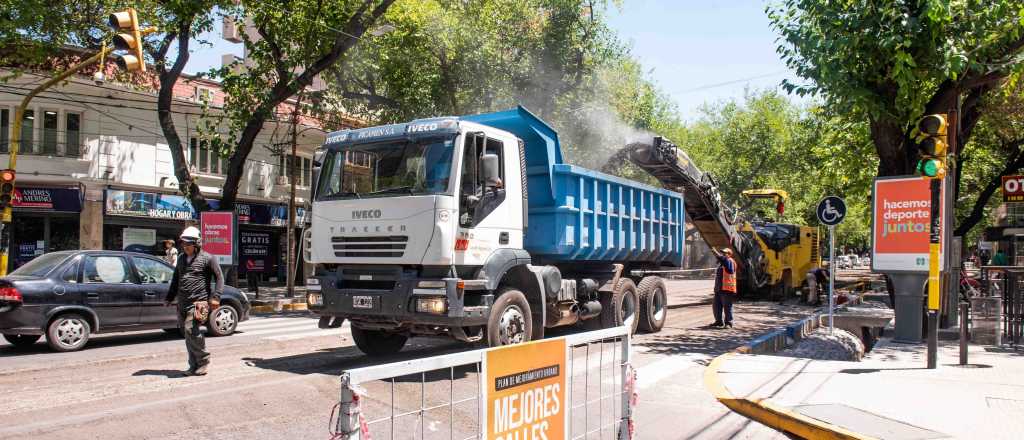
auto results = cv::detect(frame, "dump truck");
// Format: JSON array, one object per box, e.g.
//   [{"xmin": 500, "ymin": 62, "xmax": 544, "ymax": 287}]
[
  {"xmin": 616, "ymin": 137, "xmax": 820, "ymax": 298},
  {"xmin": 303, "ymin": 106, "xmax": 683, "ymax": 356}
]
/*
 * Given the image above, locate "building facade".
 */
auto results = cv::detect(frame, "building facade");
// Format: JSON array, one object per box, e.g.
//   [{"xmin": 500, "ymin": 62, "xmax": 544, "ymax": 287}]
[{"xmin": 0, "ymin": 67, "xmax": 350, "ymax": 281}]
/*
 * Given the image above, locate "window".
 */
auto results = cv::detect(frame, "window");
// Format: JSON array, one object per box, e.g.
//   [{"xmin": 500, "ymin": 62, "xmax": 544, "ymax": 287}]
[
  {"xmin": 132, "ymin": 257, "xmax": 174, "ymax": 284},
  {"xmin": 0, "ymin": 108, "xmax": 8, "ymax": 153},
  {"xmin": 42, "ymin": 110, "xmax": 58, "ymax": 155},
  {"xmin": 83, "ymin": 256, "xmax": 132, "ymax": 284},
  {"xmin": 190, "ymin": 138, "xmax": 199, "ymax": 169},
  {"xmin": 211, "ymin": 148, "xmax": 221, "ymax": 174},
  {"xmin": 62, "ymin": 258, "xmax": 80, "ymax": 283},
  {"xmin": 199, "ymin": 141, "xmax": 209, "ymax": 172},
  {"xmin": 65, "ymin": 113, "xmax": 81, "ymax": 157},
  {"xmin": 302, "ymin": 157, "xmax": 311, "ymax": 186},
  {"xmin": 195, "ymin": 87, "xmax": 214, "ymax": 103},
  {"xmin": 20, "ymin": 109, "xmax": 33, "ymax": 154}
]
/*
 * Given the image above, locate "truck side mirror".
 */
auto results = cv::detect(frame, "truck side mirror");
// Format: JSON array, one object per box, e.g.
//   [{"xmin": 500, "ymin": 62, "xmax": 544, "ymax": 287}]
[{"xmin": 481, "ymin": 154, "xmax": 501, "ymax": 189}]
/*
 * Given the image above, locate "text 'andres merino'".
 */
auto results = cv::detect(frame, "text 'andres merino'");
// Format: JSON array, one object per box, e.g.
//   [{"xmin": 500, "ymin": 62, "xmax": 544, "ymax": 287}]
[{"xmin": 493, "ymin": 383, "xmax": 561, "ymax": 440}]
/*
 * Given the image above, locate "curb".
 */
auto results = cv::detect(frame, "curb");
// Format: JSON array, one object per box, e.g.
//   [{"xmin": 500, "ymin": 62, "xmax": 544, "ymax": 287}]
[{"xmin": 705, "ymin": 310, "xmax": 879, "ymax": 440}]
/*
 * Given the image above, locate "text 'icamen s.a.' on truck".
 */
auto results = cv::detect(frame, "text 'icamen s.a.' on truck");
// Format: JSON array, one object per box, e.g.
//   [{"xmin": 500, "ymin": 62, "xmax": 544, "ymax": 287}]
[{"xmin": 302, "ymin": 106, "xmax": 683, "ymax": 356}]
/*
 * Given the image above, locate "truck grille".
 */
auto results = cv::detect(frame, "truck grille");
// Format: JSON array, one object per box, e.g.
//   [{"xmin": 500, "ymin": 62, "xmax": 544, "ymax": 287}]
[{"xmin": 332, "ymin": 236, "xmax": 408, "ymax": 258}]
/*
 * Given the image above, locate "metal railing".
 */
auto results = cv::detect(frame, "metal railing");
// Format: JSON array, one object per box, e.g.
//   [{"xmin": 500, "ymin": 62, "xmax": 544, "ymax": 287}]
[
  {"xmin": 333, "ymin": 326, "xmax": 634, "ymax": 440},
  {"xmin": 980, "ymin": 266, "xmax": 1024, "ymax": 345}
]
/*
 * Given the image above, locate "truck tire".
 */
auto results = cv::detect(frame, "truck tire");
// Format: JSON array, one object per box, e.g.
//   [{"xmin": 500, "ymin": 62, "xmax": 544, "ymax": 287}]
[
  {"xmin": 487, "ymin": 288, "xmax": 533, "ymax": 347},
  {"xmin": 351, "ymin": 325, "xmax": 408, "ymax": 357},
  {"xmin": 597, "ymin": 278, "xmax": 640, "ymax": 334},
  {"xmin": 637, "ymin": 276, "xmax": 668, "ymax": 333}
]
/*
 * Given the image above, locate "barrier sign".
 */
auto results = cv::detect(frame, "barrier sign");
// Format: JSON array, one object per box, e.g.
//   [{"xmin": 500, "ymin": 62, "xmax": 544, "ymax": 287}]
[
  {"xmin": 200, "ymin": 211, "xmax": 236, "ymax": 265},
  {"xmin": 1002, "ymin": 175, "xmax": 1024, "ymax": 202},
  {"xmin": 872, "ymin": 176, "xmax": 944, "ymax": 272},
  {"xmin": 484, "ymin": 338, "xmax": 566, "ymax": 440}
]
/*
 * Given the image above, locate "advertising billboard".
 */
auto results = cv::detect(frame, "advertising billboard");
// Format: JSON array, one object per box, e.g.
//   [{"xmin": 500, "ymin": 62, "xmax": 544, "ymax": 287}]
[
  {"xmin": 872, "ymin": 176, "xmax": 945, "ymax": 272},
  {"xmin": 483, "ymin": 338, "xmax": 566, "ymax": 440},
  {"xmin": 200, "ymin": 211, "xmax": 236, "ymax": 265}
]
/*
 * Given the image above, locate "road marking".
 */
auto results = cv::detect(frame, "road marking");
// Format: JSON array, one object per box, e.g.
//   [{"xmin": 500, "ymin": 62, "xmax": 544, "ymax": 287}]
[
  {"xmin": 636, "ymin": 353, "xmax": 710, "ymax": 390},
  {"xmin": 264, "ymin": 327, "xmax": 349, "ymax": 341}
]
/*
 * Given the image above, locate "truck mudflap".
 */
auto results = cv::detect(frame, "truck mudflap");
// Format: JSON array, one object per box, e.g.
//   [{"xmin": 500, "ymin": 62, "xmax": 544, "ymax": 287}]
[{"xmin": 314, "ymin": 268, "xmax": 491, "ymax": 329}]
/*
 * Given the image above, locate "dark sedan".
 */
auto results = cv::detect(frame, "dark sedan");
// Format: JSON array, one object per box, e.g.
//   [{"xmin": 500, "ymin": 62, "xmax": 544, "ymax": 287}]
[{"xmin": 0, "ymin": 250, "xmax": 250, "ymax": 352}]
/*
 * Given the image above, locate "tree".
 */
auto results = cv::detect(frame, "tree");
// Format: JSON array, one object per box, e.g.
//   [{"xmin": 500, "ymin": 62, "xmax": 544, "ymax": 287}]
[
  {"xmin": 768, "ymin": 1, "xmax": 1024, "ymax": 179},
  {"xmin": 210, "ymin": 0, "xmax": 396, "ymax": 209}
]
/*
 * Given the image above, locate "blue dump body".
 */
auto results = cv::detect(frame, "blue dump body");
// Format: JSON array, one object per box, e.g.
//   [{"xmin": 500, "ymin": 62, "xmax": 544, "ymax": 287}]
[{"xmin": 464, "ymin": 106, "xmax": 684, "ymax": 266}]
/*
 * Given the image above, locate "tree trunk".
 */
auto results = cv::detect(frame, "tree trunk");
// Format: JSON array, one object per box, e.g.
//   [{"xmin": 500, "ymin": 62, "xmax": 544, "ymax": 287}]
[
  {"xmin": 870, "ymin": 118, "xmax": 912, "ymax": 176},
  {"xmin": 154, "ymin": 20, "xmax": 209, "ymax": 213}
]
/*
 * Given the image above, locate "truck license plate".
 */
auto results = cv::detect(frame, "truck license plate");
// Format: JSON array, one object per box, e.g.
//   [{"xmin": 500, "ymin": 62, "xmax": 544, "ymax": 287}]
[{"xmin": 352, "ymin": 296, "xmax": 374, "ymax": 309}]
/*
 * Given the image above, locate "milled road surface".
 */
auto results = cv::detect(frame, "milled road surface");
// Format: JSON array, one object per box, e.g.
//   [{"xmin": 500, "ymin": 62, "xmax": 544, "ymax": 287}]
[{"xmin": 0, "ymin": 279, "xmax": 816, "ymax": 439}]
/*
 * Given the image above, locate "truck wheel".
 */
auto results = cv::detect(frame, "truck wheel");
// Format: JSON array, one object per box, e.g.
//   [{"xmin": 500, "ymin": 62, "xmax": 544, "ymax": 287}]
[
  {"xmin": 598, "ymin": 279, "xmax": 640, "ymax": 334},
  {"xmin": 487, "ymin": 288, "xmax": 533, "ymax": 347},
  {"xmin": 351, "ymin": 325, "xmax": 408, "ymax": 357},
  {"xmin": 637, "ymin": 277, "xmax": 668, "ymax": 333}
]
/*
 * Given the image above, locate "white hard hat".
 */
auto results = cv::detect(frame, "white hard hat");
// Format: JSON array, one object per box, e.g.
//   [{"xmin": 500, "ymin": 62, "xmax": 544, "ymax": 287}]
[{"xmin": 180, "ymin": 226, "xmax": 202, "ymax": 244}]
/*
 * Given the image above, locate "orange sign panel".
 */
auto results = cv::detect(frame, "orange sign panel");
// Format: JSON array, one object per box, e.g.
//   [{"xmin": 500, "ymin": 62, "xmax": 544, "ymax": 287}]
[
  {"xmin": 872, "ymin": 177, "xmax": 944, "ymax": 272},
  {"xmin": 484, "ymin": 338, "xmax": 567, "ymax": 440}
]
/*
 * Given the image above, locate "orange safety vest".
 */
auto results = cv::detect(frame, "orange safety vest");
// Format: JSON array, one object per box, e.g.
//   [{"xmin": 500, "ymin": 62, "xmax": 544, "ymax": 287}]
[{"xmin": 721, "ymin": 257, "xmax": 737, "ymax": 293}]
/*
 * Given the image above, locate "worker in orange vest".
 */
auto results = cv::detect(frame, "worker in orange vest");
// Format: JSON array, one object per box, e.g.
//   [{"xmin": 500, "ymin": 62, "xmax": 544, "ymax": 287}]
[{"xmin": 710, "ymin": 247, "xmax": 738, "ymax": 328}]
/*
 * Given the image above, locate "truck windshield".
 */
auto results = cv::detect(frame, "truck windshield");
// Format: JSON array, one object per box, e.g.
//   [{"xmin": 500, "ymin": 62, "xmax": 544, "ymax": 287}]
[{"xmin": 316, "ymin": 139, "xmax": 455, "ymax": 200}]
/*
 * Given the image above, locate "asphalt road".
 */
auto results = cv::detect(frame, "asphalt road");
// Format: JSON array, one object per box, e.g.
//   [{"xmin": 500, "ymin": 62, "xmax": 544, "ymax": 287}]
[{"xmin": 0, "ymin": 279, "xmax": 816, "ymax": 440}]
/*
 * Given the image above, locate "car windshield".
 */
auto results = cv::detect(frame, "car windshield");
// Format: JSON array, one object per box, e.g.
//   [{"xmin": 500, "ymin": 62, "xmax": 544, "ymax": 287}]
[
  {"xmin": 316, "ymin": 139, "xmax": 456, "ymax": 200},
  {"xmin": 9, "ymin": 252, "xmax": 72, "ymax": 277}
]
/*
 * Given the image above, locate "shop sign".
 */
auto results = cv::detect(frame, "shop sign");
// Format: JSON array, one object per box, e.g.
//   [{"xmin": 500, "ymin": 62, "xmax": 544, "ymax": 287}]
[
  {"xmin": 12, "ymin": 187, "xmax": 81, "ymax": 211},
  {"xmin": 207, "ymin": 201, "xmax": 306, "ymax": 226},
  {"xmin": 872, "ymin": 176, "xmax": 945, "ymax": 272},
  {"xmin": 483, "ymin": 338, "xmax": 566, "ymax": 440},
  {"xmin": 106, "ymin": 190, "xmax": 195, "ymax": 220},
  {"xmin": 240, "ymin": 231, "xmax": 273, "ymax": 273},
  {"xmin": 123, "ymin": 228, "xmax": 156, "ymax": 253},
  {"xmin": 1002, "ymin": 175, "xmax": 1024, "ymax": 202},
  {"xmin": 201, "ymin": 211, "xmax": 236, "ymax": 265}
]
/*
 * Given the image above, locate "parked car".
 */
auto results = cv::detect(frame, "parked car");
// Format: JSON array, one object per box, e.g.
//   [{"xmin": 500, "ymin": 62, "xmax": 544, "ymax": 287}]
[
  {"xmin": 836, "ymin": 255, "xmax": 852, "ymax": 269},
  {"xmin": 0, "ymin": 250, "xmax": 250, "ymax": 352}
]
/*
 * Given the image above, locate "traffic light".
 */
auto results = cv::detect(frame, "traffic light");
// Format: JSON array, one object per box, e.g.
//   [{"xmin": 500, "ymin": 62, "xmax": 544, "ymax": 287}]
[
  {"xmin": 915, "ymin": 114, "xmax": 948, "ymax": 179},
  {"xmin": 0, "ymin": 169, "xmax": 16, "ymax": 209},
  {"xmin": 108, "ymin": 8, "xmax": 145, "ymax": 72}
]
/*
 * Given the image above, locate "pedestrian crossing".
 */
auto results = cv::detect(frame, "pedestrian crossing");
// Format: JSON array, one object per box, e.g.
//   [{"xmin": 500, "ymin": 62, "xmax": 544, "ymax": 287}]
[{"xmin": 233, "ymin": 316, "xmax": 349, "ymax": 341}]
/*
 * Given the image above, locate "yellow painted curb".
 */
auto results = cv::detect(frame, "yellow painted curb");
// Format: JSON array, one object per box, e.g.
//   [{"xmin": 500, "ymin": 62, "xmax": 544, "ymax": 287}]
[
  {"xmin": 283, "ymin": 303, "xmax": 308, "ymax": 311},
  {"xmin": 251, "ymin": 305, "xmax": 276, "ymax": 314},
  {"xmin": 704, "ymin": 352, "xmax": 878, "ymax": 440}
]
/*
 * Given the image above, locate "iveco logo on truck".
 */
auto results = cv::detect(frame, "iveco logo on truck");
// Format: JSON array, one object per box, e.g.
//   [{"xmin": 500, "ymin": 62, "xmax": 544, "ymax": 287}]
[
  {"xmin": 407, "ymin": 122, "xmax": 439, "ymax": 133},
  {"xmin": 352, "ymin": 209, "xmax": 382, "ymax": 219}
]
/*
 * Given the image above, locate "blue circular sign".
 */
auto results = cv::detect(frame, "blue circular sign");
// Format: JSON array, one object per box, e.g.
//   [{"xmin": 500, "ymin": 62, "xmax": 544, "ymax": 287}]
[{"xmin": 816, "ymin": 196, "xmax": 846, "ymax": 226}]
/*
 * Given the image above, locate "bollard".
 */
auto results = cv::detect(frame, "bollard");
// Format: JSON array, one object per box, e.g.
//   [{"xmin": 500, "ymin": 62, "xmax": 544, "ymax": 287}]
[{"xmin": 959, "ymin": 301, "xmax": 969, "ymax": 366}]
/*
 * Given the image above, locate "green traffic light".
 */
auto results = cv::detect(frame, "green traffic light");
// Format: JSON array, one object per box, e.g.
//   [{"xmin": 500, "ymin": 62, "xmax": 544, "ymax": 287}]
[{"xmin": 917, "ymin": 159, "xmax": 944, "ymax": 178}]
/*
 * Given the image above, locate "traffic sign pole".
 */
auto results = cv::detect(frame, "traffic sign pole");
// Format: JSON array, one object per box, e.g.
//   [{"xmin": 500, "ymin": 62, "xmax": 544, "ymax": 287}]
[{"xmin": 829, "ymin": 225, "xmax": 835, "ymax": 334}]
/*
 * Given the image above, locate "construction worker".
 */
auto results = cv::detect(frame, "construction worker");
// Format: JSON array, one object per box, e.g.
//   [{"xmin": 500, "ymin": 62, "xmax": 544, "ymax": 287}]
[
  {"xmin": 710, "ymin": 247, "xmax": 737, "ymax": 328},
  {"xmin": 804, "ymin": 262, "xmax": 829, "ymax": 305},
  {"xmin": 164, "ymin": 226, "xmax": 224, "ymax": 376}
]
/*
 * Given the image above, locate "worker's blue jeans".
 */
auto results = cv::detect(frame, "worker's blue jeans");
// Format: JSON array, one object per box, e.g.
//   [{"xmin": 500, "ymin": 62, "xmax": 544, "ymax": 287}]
[{"xmin": 713, "ymin": 291, "xmax": 735, "ymax": 325}]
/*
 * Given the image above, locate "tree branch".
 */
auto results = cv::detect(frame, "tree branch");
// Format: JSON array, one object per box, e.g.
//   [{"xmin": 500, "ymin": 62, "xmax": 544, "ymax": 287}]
[
  {"xmin": 255, "ymin": 21, "xmax": 290, "ymax": 83},
  {"xmin": 955, "ymin": 138, "xmax": 1024, "ymax": 236}
]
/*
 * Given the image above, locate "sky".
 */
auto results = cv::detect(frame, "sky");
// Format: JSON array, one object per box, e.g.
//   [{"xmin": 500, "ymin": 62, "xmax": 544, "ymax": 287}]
[{"xmin": 183, "ymin": 0, "xmax": 802, "ymax": 121}]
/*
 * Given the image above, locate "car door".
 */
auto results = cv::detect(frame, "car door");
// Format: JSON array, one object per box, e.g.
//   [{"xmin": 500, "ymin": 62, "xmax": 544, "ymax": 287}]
[
  {"xmin": 78, "ymin": 254, "xmax": 142, "ymax": 329},
  {"xmin": 131, "ymin": 256, "xmax": 177, "ymax": 326}
]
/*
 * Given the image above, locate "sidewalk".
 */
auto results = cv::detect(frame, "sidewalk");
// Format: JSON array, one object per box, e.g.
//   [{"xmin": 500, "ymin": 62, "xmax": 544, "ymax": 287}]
[{"xmin": 710, "ymin": 338, "xmax": 1024, "ymax": 440}]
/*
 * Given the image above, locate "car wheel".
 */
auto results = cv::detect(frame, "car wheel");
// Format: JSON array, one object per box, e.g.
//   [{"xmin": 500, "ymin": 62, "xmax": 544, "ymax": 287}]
[
  {"xmin": 46, "ymin": 314, "xmax": 91, "ymax": 352},
  {"xmin": 3, "ymin": 334, "xmax": 42, "ymax": 348},
  {"xmin": 637, "ymin": 276, "xmax": 668, "ymax": 333},
  {"xmin": 486, "ymin": 288, "xmax": 533, "ymax": 347},
  {"xmin": 597, "ymin": 278, "xmax": 640, "ymax": 335},
  {"xmin": 206, "ymin": 305, "xmax": 238, "ymax": 337},
  {"xmin": 351, "ymin": 325, "xmax": 408, "ymax": 357}
]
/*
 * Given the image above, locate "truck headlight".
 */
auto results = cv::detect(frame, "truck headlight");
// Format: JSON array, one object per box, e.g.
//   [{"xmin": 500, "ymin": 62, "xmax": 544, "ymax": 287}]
[
  {"xmin": 306, "ymin": 278, "xmax": 321, "ymax": 291},
  {"xmin": 415, "ymin": 297, "xmax": 447, "ymax": 315}
]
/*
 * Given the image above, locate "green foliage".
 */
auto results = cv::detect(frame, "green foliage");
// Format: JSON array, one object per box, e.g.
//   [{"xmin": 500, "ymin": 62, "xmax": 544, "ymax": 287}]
[{"xmin": 682, "ymin": 90, "xmax": 876, "ymax": 249}]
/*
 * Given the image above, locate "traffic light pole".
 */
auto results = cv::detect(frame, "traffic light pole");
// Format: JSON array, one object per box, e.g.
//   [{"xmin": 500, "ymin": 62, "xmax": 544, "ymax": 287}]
[
  {"xmin": 927, "ymin": 176, "xmax": 941, "ymax": 369},
  {"xmin": 0, "ymin": 47, "xmax": 112, "ymax": 276}
]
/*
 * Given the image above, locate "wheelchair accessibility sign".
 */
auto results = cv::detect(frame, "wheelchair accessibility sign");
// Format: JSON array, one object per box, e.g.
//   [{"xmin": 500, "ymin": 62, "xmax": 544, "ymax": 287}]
[{"xmin": 816, "ymin": 196, "xmax": 846, "ymax": 226}]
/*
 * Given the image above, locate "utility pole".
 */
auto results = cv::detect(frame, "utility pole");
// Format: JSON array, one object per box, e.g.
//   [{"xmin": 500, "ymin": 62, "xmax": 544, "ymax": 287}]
[{"xmin": 285, "ymin": 92, "xmax": 304, "ymax": 298}]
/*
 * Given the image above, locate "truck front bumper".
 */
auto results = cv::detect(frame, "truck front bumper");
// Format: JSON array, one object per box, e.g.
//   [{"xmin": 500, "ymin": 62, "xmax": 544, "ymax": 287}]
[{"xmin": 309, "ymin": 268, "xmax": 491, "ymax": 330}]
